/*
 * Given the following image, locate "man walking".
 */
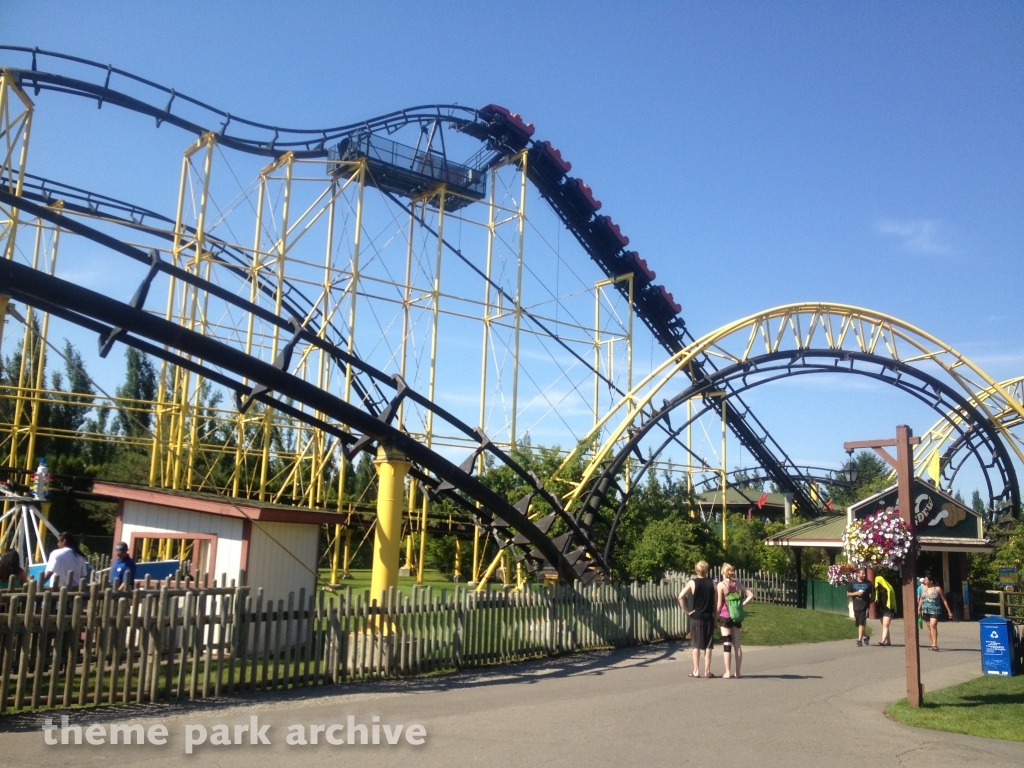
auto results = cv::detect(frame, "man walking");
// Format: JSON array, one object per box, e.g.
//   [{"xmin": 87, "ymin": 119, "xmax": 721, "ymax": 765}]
[
  {"xmin": 110, "ymin": 542, "xmax": 136, "ymax": 589},
  {"xmin": 678, "ymin": 560, "xmax": 717, "ymax": 678},
  {"xmin": 847, "ymin": 567, "xmax": 874, "ymax": 646}
]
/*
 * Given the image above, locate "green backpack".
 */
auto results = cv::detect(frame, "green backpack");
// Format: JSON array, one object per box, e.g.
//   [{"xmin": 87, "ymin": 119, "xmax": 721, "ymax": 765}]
[{"xmin": 726, "ymin": 591, "xmax": 745, "ymax": 623}]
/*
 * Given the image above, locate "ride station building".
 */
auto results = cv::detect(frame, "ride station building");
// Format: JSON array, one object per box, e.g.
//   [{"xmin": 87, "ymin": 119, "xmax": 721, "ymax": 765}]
[{"xmin": 764, "ymin": 479, "xmax": 992, "ymax": 617}]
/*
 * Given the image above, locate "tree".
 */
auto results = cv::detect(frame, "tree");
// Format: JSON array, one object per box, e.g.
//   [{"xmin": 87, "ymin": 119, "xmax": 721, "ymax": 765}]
[
  {"xmin": 826, "ymin": 451, "xmax": 891, "ymax": 508},
  {"xmin": 625, "ymin": 516, "xmax": 719, "ymax": 582},
  {"xmin": 990, "ymin": 520, "xmax": 1024, "ymax": 573},
  {"xmin": 723, "ymin": 514, "xmax": 768, "ymax": 571},
  {"xmin": 425, "ymin": 532, "xmax": 469, "ymax": 577},
  {"xmin": 349, "ymin": 452, "xmax": 377, "ymax": 504},
  {"xmin": 46, "ymin": 341, "xmax": 96, "ymax": 469},
  {"xmin": 732, "ymin": 468, "xmax": 764, "ymax": 493},
  {"xmin": 609, "ymin": 468, "xmax": 723, "ymax": 580},
  {"xmin": 760, "ymin": 521, "xmax": 795, "ymax": 575},
  {"xmin": 113, "ymin": 348, "xmax": 157, "ymax": 437},
  {"xmin": 971, "ymin": 489, "xmax": 986, "ymax": 517}
]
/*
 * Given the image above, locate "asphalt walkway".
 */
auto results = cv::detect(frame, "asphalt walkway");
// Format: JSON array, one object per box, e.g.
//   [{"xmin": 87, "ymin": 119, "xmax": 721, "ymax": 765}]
[{"xmin": 0, "ymin": 618, "xmax": 1020, "ymax": 766}]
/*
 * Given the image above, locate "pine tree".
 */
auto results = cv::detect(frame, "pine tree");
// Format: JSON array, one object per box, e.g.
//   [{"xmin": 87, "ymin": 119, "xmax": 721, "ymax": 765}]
[
  {"xmin": 113, "ymin": 348, "xmax": 157, "ymax": 437},
  {"xmin": 971, "ymin": 489, "xmax": 986, "ymax": 517},
  {"xmin": 47, "ymin": 341, "xmax": 96, "ymax": 464}
]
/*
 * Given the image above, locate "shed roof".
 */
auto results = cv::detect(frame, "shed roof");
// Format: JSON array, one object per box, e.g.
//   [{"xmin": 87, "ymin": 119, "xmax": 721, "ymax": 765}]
[
  {"xmin": 93, "ymin": 482, "xmax": 344, "ymax": 526},
  {"xmin": 763, "ymin": 515, "xmax": 848, "ymax": 547},
  {"xmin": 763, "ymin": 512, "xmax": 994, "ymax": 553},
  {"xmin": 697, "ymin": 489, "xmax": 788, "ymax": 509}
]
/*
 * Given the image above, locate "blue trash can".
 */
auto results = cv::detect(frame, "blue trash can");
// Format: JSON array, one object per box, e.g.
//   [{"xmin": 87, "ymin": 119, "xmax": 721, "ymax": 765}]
[{"xmin": 979, "ymin": 616, "xmax": 1018, "ymax": 676}]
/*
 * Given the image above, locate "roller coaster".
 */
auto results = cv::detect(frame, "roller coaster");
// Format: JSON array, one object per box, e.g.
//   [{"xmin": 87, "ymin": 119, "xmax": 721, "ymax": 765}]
[{"xmin": 0, "ymin": 47, "xmax": 1020, "ymax": 588}]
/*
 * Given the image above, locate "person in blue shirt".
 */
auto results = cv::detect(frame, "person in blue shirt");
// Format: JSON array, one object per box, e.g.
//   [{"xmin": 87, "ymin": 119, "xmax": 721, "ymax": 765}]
[
  {"xmin": 847, "ymin": 568, "xmax": 874, "ymax": 647},
  {"xmin": 110, "ymin": 542, "xmax": 136, "ymax": 589}
]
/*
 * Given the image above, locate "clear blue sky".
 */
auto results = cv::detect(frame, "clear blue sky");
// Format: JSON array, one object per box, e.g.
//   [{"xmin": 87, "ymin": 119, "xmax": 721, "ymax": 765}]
[{"xmin": 3, "ymin": 2, "xmax": 1022, "ymax": 493}]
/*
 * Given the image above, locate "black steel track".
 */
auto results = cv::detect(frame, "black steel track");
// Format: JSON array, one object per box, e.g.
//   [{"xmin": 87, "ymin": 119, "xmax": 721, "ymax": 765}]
[
  {"xmin": 583, "ymin": 351, "xmax": 1019, "ymax": 562},
  {"xmin": 0, "ymin": 255, "xmax": 592, "ymax": 584},
  {"xmin": 0, "ymin": 45, "xmax": 824, "ymax": 516},
  {"xmin": 690, "ymin": 465, "xmax": 853, "ymax": 494},
  {"xmin": 0, "ymin": 191, "xmax": 614, "ymax": 579}
]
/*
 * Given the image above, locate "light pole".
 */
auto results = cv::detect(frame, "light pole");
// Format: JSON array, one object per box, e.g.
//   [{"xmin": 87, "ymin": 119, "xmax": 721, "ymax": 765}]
[{"xmin": 844, "ymin": 426, "xmax": 923, "ymax": 708}]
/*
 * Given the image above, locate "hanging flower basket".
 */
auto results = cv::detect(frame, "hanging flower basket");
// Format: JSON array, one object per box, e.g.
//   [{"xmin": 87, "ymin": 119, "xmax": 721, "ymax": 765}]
[
  {"xmin": 827, "ymin": 563, "xmax": 857, "ymax": 586},
  {"xmin": 842, "ymin": 507, "xmax": 915, "ymax": 570}
]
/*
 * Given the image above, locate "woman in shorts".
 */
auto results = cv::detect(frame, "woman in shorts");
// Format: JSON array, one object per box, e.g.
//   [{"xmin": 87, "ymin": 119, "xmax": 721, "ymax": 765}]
[
  {"xmin": 717, "ymin": 563, "xmax": 754, "ymax": 678},
  {"xmin": 916, "ymin": 572, "xmax": 953, "ymax": 651}
]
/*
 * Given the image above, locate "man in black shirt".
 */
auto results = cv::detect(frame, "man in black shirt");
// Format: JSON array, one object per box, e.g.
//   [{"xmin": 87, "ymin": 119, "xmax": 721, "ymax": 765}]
[
  {"xmin": 847, "ymin": 568, "xmax": 874, "ymax": 647},
  {"xmin": 679, "ymin": 560, "xmax": 717, "ymax": 677}
]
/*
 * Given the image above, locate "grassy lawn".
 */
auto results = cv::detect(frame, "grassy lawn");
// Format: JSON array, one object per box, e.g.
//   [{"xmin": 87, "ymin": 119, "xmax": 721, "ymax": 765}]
[
  {"xmin": 318, "ymin": 568, "xmax": 466, "ymax": 601},
  {"xmin": 736, "ymin": 602, "xmax": 865, "ymax": 646},
  {"xmin": 887, "ymin": 675, "xmax": 1024, "ymax": 742}
]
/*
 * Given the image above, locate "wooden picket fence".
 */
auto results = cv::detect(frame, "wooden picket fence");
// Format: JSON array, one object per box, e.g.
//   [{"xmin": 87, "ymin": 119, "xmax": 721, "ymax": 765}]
[
  {"xmin": 707, "ymin": 567, "xmax": 798, "ymax": 607},
  {"xmin": 0, "ymin": 576, "xmax": 688, "ymax": 714}
]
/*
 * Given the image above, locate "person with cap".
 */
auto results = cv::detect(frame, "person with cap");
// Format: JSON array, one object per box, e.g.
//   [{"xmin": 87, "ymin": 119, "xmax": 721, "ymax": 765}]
[{"xmin": 110, "ymin": 542, "xmax": 136, "ymax": 590}]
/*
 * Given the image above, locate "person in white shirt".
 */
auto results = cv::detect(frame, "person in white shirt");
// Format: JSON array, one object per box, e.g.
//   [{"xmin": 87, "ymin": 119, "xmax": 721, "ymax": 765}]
[{"xmin": 43, "ymin": 532, "xmax": 91, "ymax": 587}]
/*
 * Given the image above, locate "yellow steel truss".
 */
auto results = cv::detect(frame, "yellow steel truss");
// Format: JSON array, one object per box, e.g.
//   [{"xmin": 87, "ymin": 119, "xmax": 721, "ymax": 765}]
[
  {"xmin": 554, "ymin": 303, "xmax": 1024, "ymax": 512},
  {"xmin": 894, "ymin": 376, "xmax": 1024, "ymax": 486},
  {"xmin": 0, "ymin": 120, "xmax": 636, "ymax": 585}
]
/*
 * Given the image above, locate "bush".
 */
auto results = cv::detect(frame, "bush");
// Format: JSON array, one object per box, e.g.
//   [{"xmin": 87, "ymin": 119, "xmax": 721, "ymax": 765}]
[
  {"xmin": 425, "ymin": 535, "xmax": 468, "ymax": 577},
  {"xmin": 625, "ymin": 516, "xmax": 720, "ymax": 581}
]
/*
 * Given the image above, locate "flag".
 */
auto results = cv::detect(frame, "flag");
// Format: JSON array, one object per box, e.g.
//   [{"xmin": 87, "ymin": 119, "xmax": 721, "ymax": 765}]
[
  {"xmin": 927, "ymin": 450, "xmax": 942, "ymax": 484},
  {"xmin": 826, "ymin": 499, "xmax": 834, "ymax": 511},
  {"xmin": 757, "ymin": 492, "xmax": 768, "ymax": 509}
]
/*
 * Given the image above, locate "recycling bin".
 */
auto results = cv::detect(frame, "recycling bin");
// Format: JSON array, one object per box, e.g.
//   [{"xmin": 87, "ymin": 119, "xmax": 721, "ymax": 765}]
[{"xmin": 979, "ymin": 616, "xmax": 1018, "ymax": 676}]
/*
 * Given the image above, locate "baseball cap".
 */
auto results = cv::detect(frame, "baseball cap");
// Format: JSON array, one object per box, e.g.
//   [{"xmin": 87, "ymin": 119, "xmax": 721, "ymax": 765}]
[{"xmin": 115, "ymin": 542, "xmax": 129, "ymax": 553}]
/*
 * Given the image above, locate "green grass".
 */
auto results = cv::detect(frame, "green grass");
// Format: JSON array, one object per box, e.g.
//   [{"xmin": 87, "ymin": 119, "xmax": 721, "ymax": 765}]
[
  {"xmin": 887, "ymin": 675, "xmax": 1024, "ymax": 742},
  {"xmin": 735, "ymin": 602, "xmax": 866, "ymax": 646},
  {"xmin": 318, "ymin": 568, "xmax": 467, "ymax": 601}
]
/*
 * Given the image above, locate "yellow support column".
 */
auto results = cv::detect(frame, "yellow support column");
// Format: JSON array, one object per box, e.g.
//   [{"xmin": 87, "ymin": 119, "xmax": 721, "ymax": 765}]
[
  {"xmin": 471, "ymin": 525, "xmax": 481, "ymax": 584},
  {"xmin": 330, "ymin": 525, "xmax": 341, "ymax": 584},
  {"xmin": 0, "ymin": 295, "xmax": 9, "ymax": 358},
  {"xmin": 342, "ymin": 528, "xmax": 352, "ymax": 579},
  {"xmin": 404, "ymin": 532, "xmax": 415, "ymax": 574},
  {"xmin": 369, "ymin": 444, "xmax": 411, "ymax": 605}
]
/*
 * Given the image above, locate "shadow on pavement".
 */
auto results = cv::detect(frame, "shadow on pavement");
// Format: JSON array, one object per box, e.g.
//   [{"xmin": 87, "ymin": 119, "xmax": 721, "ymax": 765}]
[
  {"xmin": 739, "ymin": 674, "xmax": 823, "ymax": 680},
  {"xmin": 0, "ymin": 641, "xmax": 688, "ymax": 733}
]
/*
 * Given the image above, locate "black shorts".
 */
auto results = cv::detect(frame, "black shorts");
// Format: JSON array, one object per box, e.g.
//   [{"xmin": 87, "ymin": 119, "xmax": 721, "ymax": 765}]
[
  {"xmin": 880, "ymin": 608, "xmax": 896, "ymax": 620},
  {"xmin": 854, "ymin": 608, "xmax": 868, "ymax": 627},
  {"xmin": 922, "ymin": 612, "xmax": 941, "ymax": 622},
  {"xmin": 690, "ymin": 617, "xmax": 714, "ymax": 650},
  {"xmin": 718, "ymin": 615, "xmax": 742, "ymax": 630}
]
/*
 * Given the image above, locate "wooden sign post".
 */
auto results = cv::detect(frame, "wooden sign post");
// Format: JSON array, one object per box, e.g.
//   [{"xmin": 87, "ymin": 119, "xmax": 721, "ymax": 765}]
[{"xmin": 844, "ymin": 425, "xmax": 922, "ymax": 707}]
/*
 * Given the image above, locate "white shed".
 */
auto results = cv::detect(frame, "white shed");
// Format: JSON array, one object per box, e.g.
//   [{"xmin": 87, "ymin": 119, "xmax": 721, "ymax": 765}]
[{"xmin": 94, "ymin": 482, "xmax": 335, "ymax": 604}]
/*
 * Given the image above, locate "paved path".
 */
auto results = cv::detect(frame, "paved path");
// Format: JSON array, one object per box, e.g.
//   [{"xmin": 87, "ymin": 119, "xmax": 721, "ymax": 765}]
[{"xmin": 0, "ymin": 619, "xmax": 1020, "ymax": 766}]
